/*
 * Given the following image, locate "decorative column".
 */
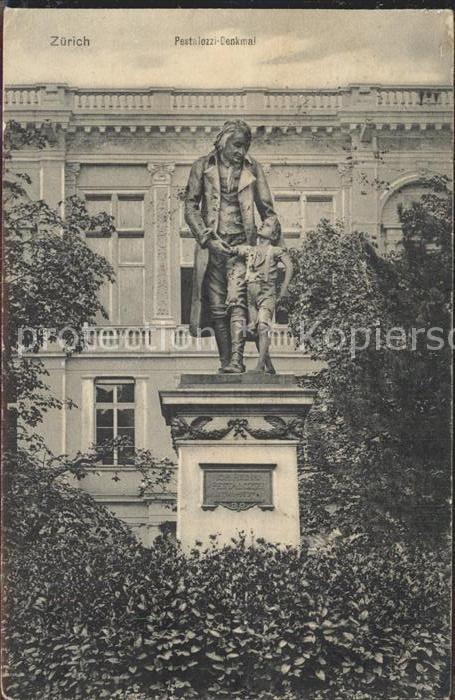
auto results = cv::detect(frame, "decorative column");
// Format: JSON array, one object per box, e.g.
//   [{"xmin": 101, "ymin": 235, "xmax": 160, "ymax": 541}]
[
  {"xmin": 147, "ymin": 162, "xmax": 175, "ymax": 323},
  {"xmin": 337, "ymin": 162, "xmax": 353, "ymax": 231},
  {"xmin": 348, "ymin": 130, "xmax": 381, "ymax": 243},
  {"xmin": 64, "ymin": 162, "xmax": 81, "ymax": 198},
  {"xmin": 38, "ymin": 123, "xmax": 66, "ymax": 212},
  {"xmin": 160, "ymin": 373, "xmax": 315, "ymax": 550}
]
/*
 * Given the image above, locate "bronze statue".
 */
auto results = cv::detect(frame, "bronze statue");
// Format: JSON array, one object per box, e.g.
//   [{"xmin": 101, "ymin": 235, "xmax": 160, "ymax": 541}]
[
  {"xmin": 230, "ymin": 215, "xmax": 293, "ymax": 374},
  {"xmin": 184, "ymin": 120, "xmax": 280, "ymax": 373}
]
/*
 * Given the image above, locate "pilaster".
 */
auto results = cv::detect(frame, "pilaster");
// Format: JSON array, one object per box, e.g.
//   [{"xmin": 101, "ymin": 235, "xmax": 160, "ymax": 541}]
[
  {"xmin": 64, "ymin": 162, "xmax": 81, "ymax": 198},
  {"xmin": 147, "ymin": 162, "xmax": 176, "ymax": 323},
  {"xmin": 337, "ymin": 162, "xmax": 354, "ymax": 229}
]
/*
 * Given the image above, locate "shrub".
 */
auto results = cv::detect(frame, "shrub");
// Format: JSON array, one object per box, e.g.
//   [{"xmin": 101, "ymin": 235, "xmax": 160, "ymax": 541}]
[
  {"xmin": 286, "ymin": 177, "xmax": 452, "ymax": 544},
  {"xmin": 5, "ymin": 451, "xmax": 450, "ymax": 700}
]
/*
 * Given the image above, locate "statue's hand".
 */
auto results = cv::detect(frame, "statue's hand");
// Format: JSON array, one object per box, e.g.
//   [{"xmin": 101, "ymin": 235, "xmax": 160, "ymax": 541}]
[{"xmin": 207, "ymin": 238, "xmax": 232, "ymax": 257}]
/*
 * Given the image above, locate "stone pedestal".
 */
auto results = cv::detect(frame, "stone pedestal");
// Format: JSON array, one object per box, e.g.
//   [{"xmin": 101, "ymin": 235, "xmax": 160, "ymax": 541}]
[{"xmin": 160, "ymin": 374, "xmax": 315, "ymax": 550}]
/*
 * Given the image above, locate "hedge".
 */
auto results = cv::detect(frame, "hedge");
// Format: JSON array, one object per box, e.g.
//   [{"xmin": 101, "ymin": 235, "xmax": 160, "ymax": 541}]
[{"xmin": 4, "ymin": 453, "xmax": 451, "ymax": 699}]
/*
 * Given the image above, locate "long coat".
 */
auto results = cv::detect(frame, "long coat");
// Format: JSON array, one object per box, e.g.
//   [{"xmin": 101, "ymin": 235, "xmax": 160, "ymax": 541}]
[{"xmin": 184, "ymin": 150, "xmax": 276, "ymax": 336}]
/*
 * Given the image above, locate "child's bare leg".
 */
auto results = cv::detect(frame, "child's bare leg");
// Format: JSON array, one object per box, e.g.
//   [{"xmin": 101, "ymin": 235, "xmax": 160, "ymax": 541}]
[
  {"xmin": 255, "ymin": 337, "xmax": 275, "ymax": 372},
  {"xmin": 254, "ymin": 322, "xmax": 271, "ymax": 371},
  {"xmin": 264, "ymin": 349, "xmax": 276, "ymax": 374}
]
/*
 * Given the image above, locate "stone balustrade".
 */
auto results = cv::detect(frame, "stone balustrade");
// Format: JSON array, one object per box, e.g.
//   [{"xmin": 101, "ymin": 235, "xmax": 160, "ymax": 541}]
[
  {"xmin": 376, "ymin": 87, "xmax": 453, "ymax": 108},
  {"xmin": 264, "ymin": 91, "xmax": 343, "ymax": 111},
  {"xmin": 173, "ymin": 325, "xmax": 296, "ymax": 353},
  {"xmin": 171, "ymin": 91, "xmax": 247, "ymax": 111},
  {"xmin": 4, "ymin": 87, "xmax": 42, "ymax": 106},
  {"xmin": 4, "ymin": 84, "xmax": 453, "ymax": 116},
  {"xmin": 73, "ymin": 91, "xmax": 155, "ymax": 110},
  {"xmin": 34, "ymin": 324, "xmax": 299, "ymax": 356}
]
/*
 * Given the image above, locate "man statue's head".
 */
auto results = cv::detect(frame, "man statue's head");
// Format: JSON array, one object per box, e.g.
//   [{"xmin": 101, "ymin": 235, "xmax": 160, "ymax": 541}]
[{"xmin": 214, "ymin": 120, "xmax": 252, "ymax": 167}]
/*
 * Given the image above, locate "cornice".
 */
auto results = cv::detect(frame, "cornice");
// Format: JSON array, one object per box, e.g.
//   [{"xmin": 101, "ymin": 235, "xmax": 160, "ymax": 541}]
[{"xmin": 9, "ymin": 152, "xmax": 451, "ymax": 166}]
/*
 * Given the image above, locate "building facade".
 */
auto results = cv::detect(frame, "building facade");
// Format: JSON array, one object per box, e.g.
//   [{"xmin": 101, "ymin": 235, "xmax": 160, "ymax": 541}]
[{"xmin": 5, "ymin": 83, "xmax": 453, "ymax": 543}]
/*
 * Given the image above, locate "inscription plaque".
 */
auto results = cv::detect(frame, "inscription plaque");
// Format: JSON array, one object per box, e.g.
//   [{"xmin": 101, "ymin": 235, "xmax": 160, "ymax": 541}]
[{"xmin": 200, "ymin": 463, "xmax": 275, "ymax": 511}]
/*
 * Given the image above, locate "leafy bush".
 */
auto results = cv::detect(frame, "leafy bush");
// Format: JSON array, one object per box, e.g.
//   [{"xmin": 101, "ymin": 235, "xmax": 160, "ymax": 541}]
[
  {"xmin": 286, "ymin": 178, "xmax": 452, "ymax": 544},
  {"xmin": 5, "ymin": 453, "xmax": 450, "ymax": 700}
]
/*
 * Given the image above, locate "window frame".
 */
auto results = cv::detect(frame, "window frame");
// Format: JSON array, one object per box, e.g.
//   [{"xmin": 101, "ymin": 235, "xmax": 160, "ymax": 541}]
[
  {"xmin": 83, "ymin": 191, "xmax": 114, "ymax": 239},
  {"xmin": 82, "ymin": 189, "xmax": 148, "ymax": 324},
  {"xmin": 179, "ymin": 224, "xmax": 196, "ymax": 324},
  {"xmin": 273, "ymin": 189, "xmax": 338, "ymax": 240},
  {"xmin": 83, "ymin": 190, "xmax": 146, "ymax": 238},
  {"xmin": 273, "ymin": 190, "xmax": 303, "ymax": 240},
  {"xmin": 94, "ymin": 378, "xmax": 136, "ymax": 466},
  {"xmin": 116, "ymin": 193, "xmax": 145, "ymax": 237}
]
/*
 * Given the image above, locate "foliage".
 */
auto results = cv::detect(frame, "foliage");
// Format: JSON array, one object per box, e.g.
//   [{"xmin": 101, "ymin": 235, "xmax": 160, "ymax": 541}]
[
  {"xmin": 2, "ymin": 126, "xmax": 451, "ymax": 699},
  {"xmin": 3, "ymin": 120, "xmax": 115, "ymax": 432},
  {"xmin": 5, "ymin": 466, "xmax": 450, "ymax": 700},
  {"xmin": 286, "ymin": 177, "xmax": 452, "ymax": 544},
  {"xmin": 6, "ymin": 194, "xmax": 115, "ymax": 347}
]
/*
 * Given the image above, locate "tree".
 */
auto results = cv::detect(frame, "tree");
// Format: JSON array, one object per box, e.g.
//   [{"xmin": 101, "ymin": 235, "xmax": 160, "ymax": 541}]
[
  {"xmin": 286, "ymin": 177, "xmax": 452, "ymax": 545},
  {"xmin": 3, "ymin": 121, "xmax": 116, "ymax": 440},
  {"xmin": 3, "ymin": 118, "xmax": 176, "ymax": 468},
  {"xmin": 3, "ymin": 116, "xmax": 174, "ymax": 466}
]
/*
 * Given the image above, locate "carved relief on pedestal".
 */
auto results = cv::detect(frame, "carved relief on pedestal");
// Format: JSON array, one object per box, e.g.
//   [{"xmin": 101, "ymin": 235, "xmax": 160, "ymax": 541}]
[
  {"xmin": 147, "ymin": 162, "xmax": 175, "ymax": 319},
  {"xmin": 169, "ymin": 414, "xmax": 306, "ymax": 449},
  {"xmin": 64, "ymin": 162, "xmax": 81, "ymax": 198}
]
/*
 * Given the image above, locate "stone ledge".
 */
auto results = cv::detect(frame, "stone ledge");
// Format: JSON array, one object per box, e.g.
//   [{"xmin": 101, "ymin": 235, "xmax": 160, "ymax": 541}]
[{"xmin": 179, "ymin": 372, "xmax": 297, "ymax": 387}]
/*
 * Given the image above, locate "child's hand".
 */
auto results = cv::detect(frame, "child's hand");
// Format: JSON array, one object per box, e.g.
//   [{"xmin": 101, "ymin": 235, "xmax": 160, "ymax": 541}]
[{"xmin": 207, "ymin": 238, "xmax": 232, "ymax": 256}]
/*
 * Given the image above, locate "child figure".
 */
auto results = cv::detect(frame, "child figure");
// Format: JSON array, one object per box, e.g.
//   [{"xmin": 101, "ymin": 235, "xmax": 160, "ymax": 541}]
[{"xmin": 230, "ymin": 215, "xmax": 293, "ymax": 374}]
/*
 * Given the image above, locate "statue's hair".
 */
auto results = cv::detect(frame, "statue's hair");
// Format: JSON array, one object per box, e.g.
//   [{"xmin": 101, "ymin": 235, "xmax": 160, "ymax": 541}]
[
  {"xmin": 258, "ymin": 215, "xmax": 282, "ymax": 244},
  {"xmin": 214, "ymin": 120, "xmax": 252, "ymax": 152}
]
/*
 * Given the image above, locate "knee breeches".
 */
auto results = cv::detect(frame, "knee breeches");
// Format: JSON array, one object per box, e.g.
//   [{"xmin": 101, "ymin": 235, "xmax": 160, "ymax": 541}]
[{"xmin": 204, "ymin": 253, "xmax": 247, "ymax": 320}]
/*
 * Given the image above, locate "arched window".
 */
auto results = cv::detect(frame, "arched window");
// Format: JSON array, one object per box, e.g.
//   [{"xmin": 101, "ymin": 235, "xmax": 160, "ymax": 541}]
[{"xmin": 381, "ymin": 181, "xmax": 429, "ymax": 253}]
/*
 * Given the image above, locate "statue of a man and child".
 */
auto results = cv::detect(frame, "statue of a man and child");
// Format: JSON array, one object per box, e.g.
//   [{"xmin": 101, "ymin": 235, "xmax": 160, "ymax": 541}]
[{"xmin": 184, "ymin": 119, "xmax": 293, "ymax": 374}]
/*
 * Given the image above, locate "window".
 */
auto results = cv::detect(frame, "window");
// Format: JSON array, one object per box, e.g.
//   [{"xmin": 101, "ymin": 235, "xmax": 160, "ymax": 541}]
[
  {"xmin": 305, "ymin": 196, "xmax": 334, "ymax": 232},
  {"xmin": 381, "ymin": 182, "xmax": 428, "ymax": 253},
  {"xmin": 273, "ymin": 192, "xmax": 335, "ymax": 243},
  {"xmin": 84, "ymin": 192, "xmax": 144, "ymax": 237},
  {"xmin": 117, "ymin": 195, "xmax": 144, "ymax": 233},
  {"xmin": 180, "ymin": 230, "xmax": 196, "ymax": 324},
  {"xmin": 274, "ymin": 194, "xmax": 302, "ymax": 240},
  {"xmin": 273, "ymin": 192, "xmax": 334, "ymax": 325},
  {"xmin": 84, "ymin": 194, "xmax": 112, "ymax": 230},
  {"xmin": 95, "ymin": 379, "xmax": 135, "ymax": 465},
  {"xmin": 83, "ymin": 192, "xmax": 146, "ymax": 325}
]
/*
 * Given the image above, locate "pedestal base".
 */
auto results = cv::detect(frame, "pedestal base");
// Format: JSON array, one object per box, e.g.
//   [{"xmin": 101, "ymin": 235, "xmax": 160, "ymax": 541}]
[
  {"xmin": 160, "ymin": 374, "xmax": 314, "ymax": 550},
  {"xmin": 177, "ymin": 440, "xmax": 300, "ymax": 549}
]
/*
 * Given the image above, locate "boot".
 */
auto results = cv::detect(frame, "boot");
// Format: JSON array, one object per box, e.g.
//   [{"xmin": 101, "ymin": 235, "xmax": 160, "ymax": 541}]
[
  {"xmin": 212, "ymin": 318, "xmax": 231, "ymax": 373},
  {"xmin": 223, "ymin": 318, "xmax": 246, "ymax": 374}
]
